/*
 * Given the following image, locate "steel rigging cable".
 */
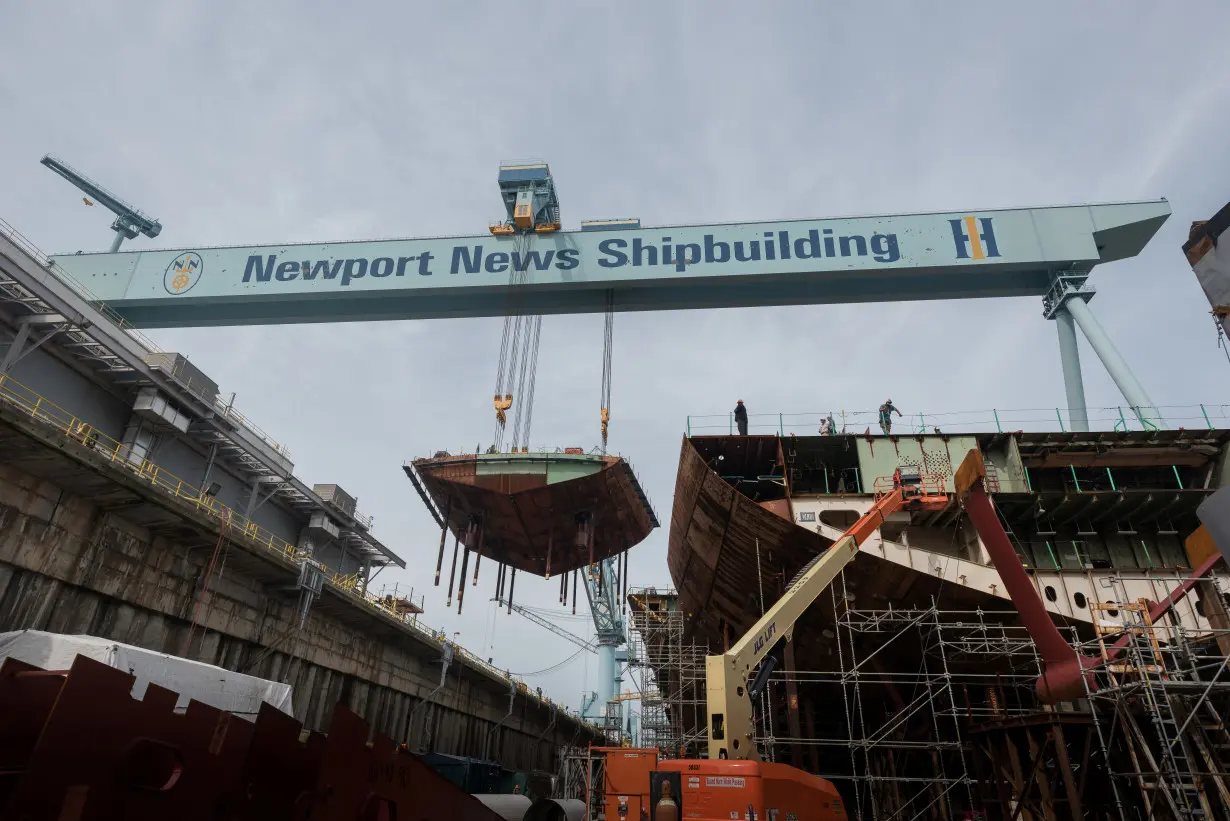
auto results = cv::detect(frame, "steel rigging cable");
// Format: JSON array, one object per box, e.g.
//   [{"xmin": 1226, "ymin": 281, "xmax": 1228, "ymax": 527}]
[{"xmin": 599, "ymin": 289, "xmax": 614, "ymax": 453}]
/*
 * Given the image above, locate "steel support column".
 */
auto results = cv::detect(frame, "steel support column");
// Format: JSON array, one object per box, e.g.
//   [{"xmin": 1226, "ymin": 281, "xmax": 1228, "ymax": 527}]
[
  {"xmin": 1055, "ymin": 307, "xmax": 1089, "ymax": 432},
  {"xmin": 1063, "ymin": 296, "xmax": 1164, "ymax": 429}
]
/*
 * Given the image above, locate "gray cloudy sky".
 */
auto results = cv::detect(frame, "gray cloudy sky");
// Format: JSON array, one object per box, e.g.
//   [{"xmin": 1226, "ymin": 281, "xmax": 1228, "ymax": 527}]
[{"xmin": 2, "ymin": 2, "xmax": 1229, "ymax": 713}]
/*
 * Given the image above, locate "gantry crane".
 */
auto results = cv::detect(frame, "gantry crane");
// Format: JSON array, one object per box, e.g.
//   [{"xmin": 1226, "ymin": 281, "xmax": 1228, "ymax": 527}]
[
  {"xmin": 494, "ymin": 596, "xmax": 596, "ymax": 653},
  {"xmin": 495, "ymin": 554, "xmax": 629, "ymax": 729},
  {"xmin": 40, "ymin": 156, "xmax": 162, "ymax": 252}
]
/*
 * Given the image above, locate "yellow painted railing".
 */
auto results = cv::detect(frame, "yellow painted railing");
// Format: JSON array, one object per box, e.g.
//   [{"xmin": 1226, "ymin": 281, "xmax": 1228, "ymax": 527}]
[
  {"xmin": 0, "ymin": 223, "xmax": 589, "ymax": 722},
  {"xmin": 0, "ymin": 370, "xmax": 586, "ymax": 721},
  {"xmin": 0, "ymin": 215, "xmax": 290, "ymax": 459}
]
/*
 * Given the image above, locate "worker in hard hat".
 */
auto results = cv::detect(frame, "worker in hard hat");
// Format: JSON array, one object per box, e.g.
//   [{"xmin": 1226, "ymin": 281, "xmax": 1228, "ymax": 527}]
[
  {"xmin": 734, "ymin": 399, "xmax": 748, "ymax": 436},
  {"xmin": 820, "ymin": 414, "xmax": 836, "ymax": 435},
  {"xmin": 879, "ymin": 399, "xmax": 902, "ymax": 435}
]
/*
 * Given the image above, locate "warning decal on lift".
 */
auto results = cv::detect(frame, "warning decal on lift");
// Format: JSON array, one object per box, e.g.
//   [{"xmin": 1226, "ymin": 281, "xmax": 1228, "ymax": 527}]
[{"xmin": 705, "ymin": 776, "xmax": 746, "ymax": 788}]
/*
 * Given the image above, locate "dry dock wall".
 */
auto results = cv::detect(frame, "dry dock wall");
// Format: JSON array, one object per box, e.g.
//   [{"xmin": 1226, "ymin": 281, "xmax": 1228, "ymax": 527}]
[{"xmin": 0, "ymin": 454, "xmax": 592, "ymax": 772}]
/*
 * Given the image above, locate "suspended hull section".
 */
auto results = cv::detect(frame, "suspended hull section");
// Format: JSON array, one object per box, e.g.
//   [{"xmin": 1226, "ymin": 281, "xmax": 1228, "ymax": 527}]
[{"xmin": 409, "ymin": 451, "xmax": 658, "ymax": 578}]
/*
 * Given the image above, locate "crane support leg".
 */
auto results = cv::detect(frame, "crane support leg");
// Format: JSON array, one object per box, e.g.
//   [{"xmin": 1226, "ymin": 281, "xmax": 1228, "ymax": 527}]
[
  {"xmin": 1062, "ymin": 298, "xmax": 1164, "ymax": 429},
  {"xmin": 1055, "ymin": 308, "xmax": 1089, "ymax": 432}
]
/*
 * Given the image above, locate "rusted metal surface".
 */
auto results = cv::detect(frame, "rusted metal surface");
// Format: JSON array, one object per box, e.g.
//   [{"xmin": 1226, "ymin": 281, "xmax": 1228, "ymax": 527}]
[
  {"xmin": 668, "ymin": 435, "xmax": 834, "ymax": 647},
  {"xmin": 0, "ymin": 653, "xmax": 504, "ymax": 821},
  {"xmin": 408, "ymin": 453, "xmax": 658, "ymax": 577}
]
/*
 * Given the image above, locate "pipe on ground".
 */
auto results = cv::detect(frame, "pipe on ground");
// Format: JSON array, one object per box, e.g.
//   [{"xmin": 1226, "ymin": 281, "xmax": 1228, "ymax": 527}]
[
  {"xmin": 472, "ymin": 793, "xmax": 532, "ymax": 821},
  {"xmin": 525, "ymin": 798, "xmax": 586, "ymax": 821}
]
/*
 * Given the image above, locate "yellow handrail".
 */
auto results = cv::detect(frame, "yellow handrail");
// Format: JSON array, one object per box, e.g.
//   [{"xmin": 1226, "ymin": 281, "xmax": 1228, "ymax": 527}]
[{"xmin": 0, "ymin": 371, "xmax": 583, "ymax": 720}]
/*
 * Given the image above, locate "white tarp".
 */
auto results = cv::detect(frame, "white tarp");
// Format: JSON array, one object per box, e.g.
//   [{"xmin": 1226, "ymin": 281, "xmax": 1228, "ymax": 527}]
[{"xmin": 0, "ymin": 630, "xmax": 294, "ymax": 718}]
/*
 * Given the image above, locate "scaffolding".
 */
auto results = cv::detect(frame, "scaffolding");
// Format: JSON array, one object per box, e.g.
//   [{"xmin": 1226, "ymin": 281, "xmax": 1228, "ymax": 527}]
[
  {"xmin": 1076, "ymin": 571, "xmax": 1230, "ymax": 821},
  {"xmin": 679, "ymin": 566, "xmax": 1230, "ymax": 821},
  {"xmin": 627, "ymin": 587, "xmax": 709, "ymax": 758}
]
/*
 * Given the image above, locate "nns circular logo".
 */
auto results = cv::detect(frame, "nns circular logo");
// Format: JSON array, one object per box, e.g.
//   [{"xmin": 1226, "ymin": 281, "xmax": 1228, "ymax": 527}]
[{"xmin": 164, "ymin": 252, "xmax": 203, "ymax": 295}]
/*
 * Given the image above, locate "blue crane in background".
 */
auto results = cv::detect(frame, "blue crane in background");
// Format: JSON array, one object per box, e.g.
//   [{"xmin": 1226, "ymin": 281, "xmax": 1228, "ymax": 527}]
[{"xmin": 41, "ymin": 155, "xmax": 161, "ymax": 252}]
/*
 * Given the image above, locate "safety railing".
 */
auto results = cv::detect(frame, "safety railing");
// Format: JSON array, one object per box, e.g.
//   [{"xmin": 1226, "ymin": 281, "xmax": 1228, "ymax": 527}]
[
  {"xmin": 685, "ymin": 404, "xmax": 1230, "ymax": 438},
  {"xmin": 0, "ymin": 370, "xmax": 591, "ymax": 721},
  {"xmin": 0, "ymin": 370, "xmax": 304, "ymax": 561},
  {"xmin": 0, "ymin": 216, "xmax": 290, "ymax": 460}
]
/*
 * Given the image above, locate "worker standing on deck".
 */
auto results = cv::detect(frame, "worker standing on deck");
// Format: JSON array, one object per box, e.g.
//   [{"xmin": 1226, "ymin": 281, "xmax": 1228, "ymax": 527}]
[
  {"xmin": 734, "ymin": 400, "xmax": 749, "ymax": 435},
  {"xmin": 878, "ymin": 399, "xmax": 902, "ymax": 435},
  {"xmin": 820, "ymin": 414, "xmax": 836, "ymax": 435}
]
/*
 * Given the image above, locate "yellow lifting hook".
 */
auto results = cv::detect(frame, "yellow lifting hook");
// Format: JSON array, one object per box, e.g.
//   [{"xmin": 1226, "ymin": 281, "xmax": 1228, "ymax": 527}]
[{"xmin": 494, "ymin": 393, "xmax": 513, "ymax": 426}]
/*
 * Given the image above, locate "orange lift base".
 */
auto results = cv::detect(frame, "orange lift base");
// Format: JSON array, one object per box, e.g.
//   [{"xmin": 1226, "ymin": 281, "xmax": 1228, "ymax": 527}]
[{"xmin": 655, "ymin": 759, "xmax": 848, "ymax": 821}]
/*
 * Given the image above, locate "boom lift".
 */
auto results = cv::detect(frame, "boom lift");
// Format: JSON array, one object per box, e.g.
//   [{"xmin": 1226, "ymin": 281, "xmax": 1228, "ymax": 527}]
[
  {"xmin": 651, "ymin": 467, "xmax": 948, "ymax": 821},
  {"xmin": 706, "ymin": 466, "xmax": 948, "ymax": 763}
]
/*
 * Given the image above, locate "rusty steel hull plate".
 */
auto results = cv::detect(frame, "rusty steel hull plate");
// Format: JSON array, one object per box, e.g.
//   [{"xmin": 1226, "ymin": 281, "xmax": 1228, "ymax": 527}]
[{"xmin": 408, "ymin": 452, "xmax": 658, "ymax": 576}]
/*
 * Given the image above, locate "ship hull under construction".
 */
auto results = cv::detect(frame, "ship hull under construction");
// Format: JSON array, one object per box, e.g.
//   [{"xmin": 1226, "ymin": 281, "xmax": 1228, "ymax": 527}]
[
  {"xmin": 634, "ymin": 429, "xmax": 1230, "ymax": 820},
  {"xmin": 408, "ymin": 451, "xmax": 658, "ymax": 578}
]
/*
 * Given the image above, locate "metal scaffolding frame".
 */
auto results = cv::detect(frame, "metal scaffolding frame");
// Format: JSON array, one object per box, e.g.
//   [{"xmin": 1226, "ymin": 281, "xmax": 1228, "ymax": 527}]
[
  {"xmin": 627, "ymin": 587, "xmax": 709, "ymax": 758},
  {"xmin": 1076, "ymin": 571, "xmax": 1230, "ymax": 821},
  {"xmin": 736, "ymin": 567, "xmax": 1230, "ymax": 821}
]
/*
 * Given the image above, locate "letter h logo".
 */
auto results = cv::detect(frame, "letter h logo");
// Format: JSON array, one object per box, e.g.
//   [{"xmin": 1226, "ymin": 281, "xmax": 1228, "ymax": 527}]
[{"xmin": 950, "ymin": 216, "xmax": 1000, "ymax": 260}]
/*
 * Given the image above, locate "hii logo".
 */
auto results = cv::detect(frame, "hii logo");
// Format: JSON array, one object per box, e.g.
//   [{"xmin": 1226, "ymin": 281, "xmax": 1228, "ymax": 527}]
[
  {"xmin": 164, "ymin": 252, "xmax": 203, "ymax": 295},
  {"xmin": 950, "ymin": 216, "xmax": 1000, "ymax": 260}
]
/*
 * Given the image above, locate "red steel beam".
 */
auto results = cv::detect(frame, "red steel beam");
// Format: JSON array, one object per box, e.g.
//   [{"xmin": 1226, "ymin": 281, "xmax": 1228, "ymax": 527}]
[{"xmin": 956, "ymin": 449, "xmax": 1222, "ymax": 703}]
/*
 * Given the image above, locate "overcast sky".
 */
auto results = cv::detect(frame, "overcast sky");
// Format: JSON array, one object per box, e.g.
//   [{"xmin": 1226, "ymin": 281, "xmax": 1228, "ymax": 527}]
[{"xmin": 2, "ymin": 2, "xmax": 1229, "ymax": 717}]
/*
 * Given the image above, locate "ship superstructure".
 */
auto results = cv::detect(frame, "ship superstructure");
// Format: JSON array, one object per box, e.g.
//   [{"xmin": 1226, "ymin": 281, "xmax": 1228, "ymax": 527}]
[{"xmin": 631, "ymin": 423, "xmax": 1230, "ymax": 819}]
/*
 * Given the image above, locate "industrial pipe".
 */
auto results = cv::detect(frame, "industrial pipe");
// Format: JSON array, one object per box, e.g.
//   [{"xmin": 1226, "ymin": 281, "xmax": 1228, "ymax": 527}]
[
  {"xmin": 546, "ymin": 519, "xmax": 554, "ymax": 579},
  {"xmin": 525, "ymin": 798, "xmax": 586, "ymax": 821},
  {"xmin": 960, "ymin": 477, "xmax": 1096, "ymax": 701},
  {"xmin": 446, "ymin": 535, "xmax": 460, "ymax": 607},
  {"xmin": 434, "ymin": 497, "xmax": 452, "ymax": 585},
  {"xmin": 473, "ymin": 524, "xmax": 484, "ymax": 586},
  {"xmin": 458, "ymin": 548, "xmax": 471, "ymax": 614},
  {"xmin": 472, "ymin": 794, "xmax": 532, "ymax": 821}
]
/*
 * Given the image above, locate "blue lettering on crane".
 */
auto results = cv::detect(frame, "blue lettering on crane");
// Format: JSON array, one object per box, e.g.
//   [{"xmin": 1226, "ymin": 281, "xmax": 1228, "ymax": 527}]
[{"xmin": 238, "ymin": 228, "xmax": 902, "ymax": 288}]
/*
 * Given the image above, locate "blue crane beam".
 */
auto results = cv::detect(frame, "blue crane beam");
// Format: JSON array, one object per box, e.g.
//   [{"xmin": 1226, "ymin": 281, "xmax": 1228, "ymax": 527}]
[
  {"xmin": 40, "ymin": 156, "xmax": 162, "ymax": 242},
  {"xmin": 49, "ymin": 201, "xmax": 1170, "ymax": 329}
]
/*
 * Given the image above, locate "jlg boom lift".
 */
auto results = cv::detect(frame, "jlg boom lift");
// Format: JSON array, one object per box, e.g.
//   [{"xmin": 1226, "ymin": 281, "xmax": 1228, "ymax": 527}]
[{"xmin": 651, "ymin": 465, "xmax": 949, "ymax": 821}]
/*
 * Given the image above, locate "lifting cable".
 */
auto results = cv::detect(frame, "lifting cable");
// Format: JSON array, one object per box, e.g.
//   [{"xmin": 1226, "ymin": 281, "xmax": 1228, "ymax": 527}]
[
  {"xmin": 507, "ymin": 231, "xmax": 543, "ymax": 452},
  {"xmin": 599, "ymin": 289, "xmax": 614, "ymax": 453},
  {"xmin": 492, "ymin": 230, "xmax": 544, "ymax": 451},
  {"xmin": 510, "ymin": 645, "xmax": 589, "ymax": 678},
  {"xmin": 513, "ymin": 315, "xmax": 542, "ymax": 451}
]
